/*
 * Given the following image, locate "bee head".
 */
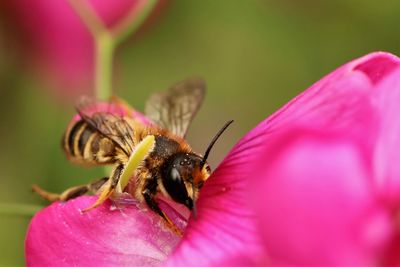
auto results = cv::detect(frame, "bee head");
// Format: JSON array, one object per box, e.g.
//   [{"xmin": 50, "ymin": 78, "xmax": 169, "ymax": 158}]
[
  {"xmin": 161, "ymin": 153, "xmax": 211, "ymax": 211},
  {"xmin": 161, "ymin": 120, "xmax": 233, "ymax": 216}
]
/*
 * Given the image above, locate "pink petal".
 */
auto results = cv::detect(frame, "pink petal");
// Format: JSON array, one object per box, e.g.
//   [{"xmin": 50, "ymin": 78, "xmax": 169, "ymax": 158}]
[
  {"xmin": 251, "ymin": 129, "xmax": 392, "ymax": 266},
  {"xmin": 165, "ymin": 52, "xmax": 393, "ymax": 266},
  {"xmin": 70, "ymin": 99, "xmax": 152, "ymax": 126},
  {"xmin": 26, "ymin": 196, "xmax": 183, "ymax": 266}
]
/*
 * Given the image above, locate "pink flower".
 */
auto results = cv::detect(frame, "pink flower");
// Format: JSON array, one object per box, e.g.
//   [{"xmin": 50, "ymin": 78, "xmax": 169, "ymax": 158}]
[
  {"xmin": 26, "ymin": 52, "xmax": 400, "ymax": 266},
  {"xmin": 9, "ymin": 0, "xmax": 158, "ymax": 99}
]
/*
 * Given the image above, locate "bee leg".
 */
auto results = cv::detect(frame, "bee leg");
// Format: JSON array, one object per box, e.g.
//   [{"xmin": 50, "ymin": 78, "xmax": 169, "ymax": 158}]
[
  {"xmin": 32, "ymin": 184, "xmax": 88, "ymax": 202},
  {"xmin": 142, "ymin": 179, "xmax": 183, "ymax": 237},
  {"xmin": 61, "ymin": 176, "xmax": 109, "ymax": 201},
  {"xmin": 88, "ymin": 176, "xmax": 110, "ymax": 193},
  {"xmin": 32, "ymin": 184, "xmax": 63, "ymax": 202},
  {"xmin": 82, "ymin": 164, "xmax": 124, "ymax": 212},
  {"xmin": 32, "ymin": 177, "xmax": 109, "ymax": 203}
]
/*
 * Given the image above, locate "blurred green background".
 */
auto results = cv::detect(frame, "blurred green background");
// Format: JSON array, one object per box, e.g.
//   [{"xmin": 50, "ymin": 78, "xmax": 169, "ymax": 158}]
[{"xmin": 1, "ymin": 0, "xmax": 400, "ymax": 265}]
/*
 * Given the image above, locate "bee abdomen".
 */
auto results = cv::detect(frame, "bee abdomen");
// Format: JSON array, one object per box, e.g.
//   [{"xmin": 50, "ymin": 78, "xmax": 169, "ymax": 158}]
[
  {"xmin": 66, "ymin": 120, "xmax": 85, "ymax": 156},
  {"xmin": 63, "ymin": 119, "xmax": 116, "ymax": 165}
]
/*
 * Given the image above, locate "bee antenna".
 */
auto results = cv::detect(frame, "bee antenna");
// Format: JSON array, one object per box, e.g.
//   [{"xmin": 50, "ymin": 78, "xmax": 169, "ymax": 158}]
[{"xmin": 200, "ymin": 120, "xmax": 234, "ymax": 169}]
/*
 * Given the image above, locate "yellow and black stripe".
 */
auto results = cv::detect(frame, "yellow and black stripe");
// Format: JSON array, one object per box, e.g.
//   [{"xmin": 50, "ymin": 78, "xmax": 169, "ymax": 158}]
[{"xmin": 63, "ymin": 119, "xmax": 117, "ymax": 165}]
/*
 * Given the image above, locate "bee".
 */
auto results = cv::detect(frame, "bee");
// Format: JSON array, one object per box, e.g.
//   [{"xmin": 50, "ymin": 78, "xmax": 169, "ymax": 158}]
[{"xmin": 33, "ymin": 77, "xmax": 233, "ymax": 234}]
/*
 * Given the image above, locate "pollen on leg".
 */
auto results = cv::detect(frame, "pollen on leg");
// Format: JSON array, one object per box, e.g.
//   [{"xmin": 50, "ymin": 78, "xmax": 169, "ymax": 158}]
[{"xmin": 81, "ymin": 186, "xmax": 115, "ymax": 213}]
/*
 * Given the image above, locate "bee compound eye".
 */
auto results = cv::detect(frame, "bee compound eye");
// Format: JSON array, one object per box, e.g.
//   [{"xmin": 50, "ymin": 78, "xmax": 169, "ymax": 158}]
[{"xmin": 162, "ymin": 166, "xmax": 190, "ymax": 205}]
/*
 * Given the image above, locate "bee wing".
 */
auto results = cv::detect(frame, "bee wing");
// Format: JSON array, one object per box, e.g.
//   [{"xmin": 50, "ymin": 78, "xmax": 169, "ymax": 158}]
[
  {"xmin": 76, "ymin": 97, "xmax": 135, "ymax": 155},
  {"xmin": 145, "ymin": 77, "xmax": 206, "ymax": 137}
]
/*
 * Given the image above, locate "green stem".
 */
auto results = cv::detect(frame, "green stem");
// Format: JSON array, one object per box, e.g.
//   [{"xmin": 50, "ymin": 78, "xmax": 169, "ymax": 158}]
[
  {"xmin": 95, "ymin": 32, "xmax": 115, "ymax": 100},
  {"xmin": 0, "ymin": 203, "xmax": 43, "ymax": 217},
  {"xmin": 113, "ymin": 0, "xmax": 158, "ymax": 45}
]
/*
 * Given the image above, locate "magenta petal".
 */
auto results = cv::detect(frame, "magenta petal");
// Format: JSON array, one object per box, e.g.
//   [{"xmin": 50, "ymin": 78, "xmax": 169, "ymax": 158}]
[
  {"xmin": 26, "ymin": 196, "xmax": 181, "ymax": 266},
  {"xmin": 165, "ymin": 53, "xmax": 393, "ymax": 266},
  {"xmin": 252, "ymin": 130, "xmax": 392, "ymax": 266},
  {"xmin": 163, "ymin": 133, "xmax": 268, "ymax": 266}
]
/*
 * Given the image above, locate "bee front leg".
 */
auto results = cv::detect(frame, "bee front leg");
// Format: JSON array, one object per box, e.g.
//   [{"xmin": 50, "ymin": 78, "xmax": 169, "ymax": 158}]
[
  {"xmin": 32, "ymin": 176, "xmax": 109, "ymax": 203},
  {"xmin": 142, "ymin": 178, "xmax": 183, "ymax": 236}
]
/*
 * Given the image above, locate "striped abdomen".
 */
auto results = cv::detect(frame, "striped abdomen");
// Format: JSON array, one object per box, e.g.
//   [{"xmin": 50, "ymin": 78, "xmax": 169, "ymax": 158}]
[{"xmin": 62, "ymin": 119, "xmax": 119, "ymax": 166}]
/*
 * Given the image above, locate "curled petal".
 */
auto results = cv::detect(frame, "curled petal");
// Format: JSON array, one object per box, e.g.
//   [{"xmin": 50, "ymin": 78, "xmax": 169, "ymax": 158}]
[
  {"xmin": 25, "ymin": 196, "xmax": 183, "ymax": 267},
  {"xmin": 353, "ymin": 52, "xmax": 400, "ymax": 85},
  {"xmin": 165, "ymin": 52, "xmax": 392, "ymax": 266},
  {"xmin": 251, "ymin": 129, "xmax": 392, "ymax": 266},
  {"xmin": 267, "ymin": 53, "xmax": 397, "ymax": 134}
]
